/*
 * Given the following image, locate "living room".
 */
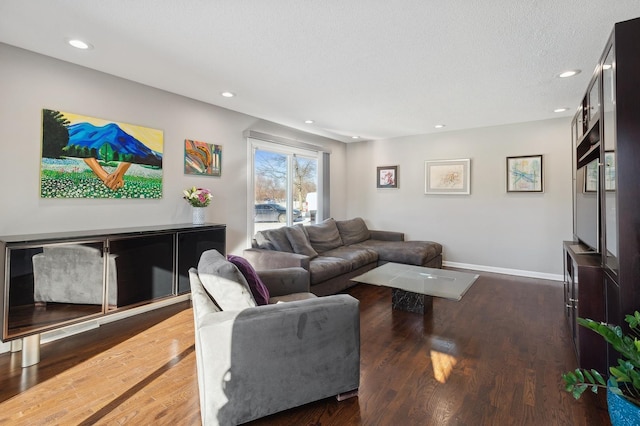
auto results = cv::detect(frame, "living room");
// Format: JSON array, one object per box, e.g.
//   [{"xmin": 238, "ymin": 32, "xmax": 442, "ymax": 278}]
[
  {"xmin": 1, "ymin": 2, "xmax": 640, "ymax": 424},
  {"xmin": 4, "ymin": 3, "xmax": 615, "ymax": 279}
]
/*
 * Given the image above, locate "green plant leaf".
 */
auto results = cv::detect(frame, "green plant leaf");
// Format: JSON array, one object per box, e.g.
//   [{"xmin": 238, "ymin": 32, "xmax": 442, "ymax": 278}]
[
  {"xmin": 591, "ymin": 369, "xmax": 606, "ymax": 386},
  {"xmin": 572, "ymin": 384, "xmax": 588, "ymax": 399},
  {"xmin": 609, "ymin": 387, "xmax": 623, "ymax": 396},
  {"xmin": 584, "ymin": 369, "xmax": 594, "ymax": 383},
  {"xmin": 611, "ymin": 366, "xmax": 631, "ymax": 383},
  {"xmin": 626, "ymin": 311, "xmax": 640, "ymax": 327},
  {"xmin": 564, "ymin": 314, "xmax": 640, "ymax": 404}
]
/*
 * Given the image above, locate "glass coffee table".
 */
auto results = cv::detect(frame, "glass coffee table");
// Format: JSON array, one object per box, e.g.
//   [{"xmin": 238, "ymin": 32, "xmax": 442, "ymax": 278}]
[{"xmin": 351, "ymin": 262, "xmax": 479, "ymax": 314}]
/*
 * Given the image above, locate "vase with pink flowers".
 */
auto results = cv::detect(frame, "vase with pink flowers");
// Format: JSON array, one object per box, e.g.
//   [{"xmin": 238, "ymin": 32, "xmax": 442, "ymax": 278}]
[{"xmin": 183, "ymin": 187, "xmax": 212, "ymax": 225}]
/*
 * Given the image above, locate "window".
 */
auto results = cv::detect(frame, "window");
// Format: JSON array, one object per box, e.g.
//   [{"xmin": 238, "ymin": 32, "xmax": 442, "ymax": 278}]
[{"xmin": 247, "ymin": 134, "xmax": 328, "ymax": 241}]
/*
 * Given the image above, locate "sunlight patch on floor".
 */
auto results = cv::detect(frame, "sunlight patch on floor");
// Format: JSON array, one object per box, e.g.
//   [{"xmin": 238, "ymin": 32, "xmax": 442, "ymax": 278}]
[
  {"xmin": 430, "ymin": 350, "xmax": 457, "ymax": 383},
  {"xmin": 0, "ymin": 309, "xmax": 194, "ymax": 424}
]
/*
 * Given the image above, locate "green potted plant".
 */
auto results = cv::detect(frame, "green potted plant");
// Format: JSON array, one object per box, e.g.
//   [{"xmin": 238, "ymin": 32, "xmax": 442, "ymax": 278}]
[{"xmin": 562, "ymin": 311, "xmax": 640, "ymax": 425}]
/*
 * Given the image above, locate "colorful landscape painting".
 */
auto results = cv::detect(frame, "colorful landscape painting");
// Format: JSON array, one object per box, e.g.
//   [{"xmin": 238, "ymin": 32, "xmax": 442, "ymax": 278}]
[
  {"xmin": 40, "ymin": 109, "xmax": 163, "ymax": 199},
  {"xmin": 184, "ymin": 139, "xmax": 221, "ymax": 176}
]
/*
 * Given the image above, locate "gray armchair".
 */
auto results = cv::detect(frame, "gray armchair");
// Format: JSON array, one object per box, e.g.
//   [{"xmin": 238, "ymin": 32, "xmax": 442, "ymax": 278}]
[{"xmin": 189, "ymin": 250, "xmax": 360, "ymax": 425}]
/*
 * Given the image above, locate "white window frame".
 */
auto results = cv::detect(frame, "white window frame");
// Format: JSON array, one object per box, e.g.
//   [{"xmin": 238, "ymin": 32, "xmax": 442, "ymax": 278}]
[{"xmin": 247, "ymin": 137, "xmax": 325, "ymax": 245}]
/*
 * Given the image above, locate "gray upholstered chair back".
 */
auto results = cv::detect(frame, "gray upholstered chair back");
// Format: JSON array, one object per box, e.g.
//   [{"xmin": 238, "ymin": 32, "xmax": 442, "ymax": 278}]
[{"xmin": 189, "ymin": 250, "xmax": 360, "ymax": 425}]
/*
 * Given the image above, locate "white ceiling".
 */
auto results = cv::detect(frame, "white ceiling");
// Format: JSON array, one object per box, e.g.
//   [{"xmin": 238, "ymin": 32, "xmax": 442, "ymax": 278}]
[{"xmin": 1, "ymin": 1, "xmax": 640, "ymax": 143}]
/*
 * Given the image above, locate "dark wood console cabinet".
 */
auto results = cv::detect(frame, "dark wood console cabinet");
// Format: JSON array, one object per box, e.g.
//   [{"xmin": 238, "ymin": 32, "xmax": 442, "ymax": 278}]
[
  {"xmin": 563, "ymin": 242, "xmax": 606, "ymax": 372},
  {"xmin": 567, "ymin": 17, "xmax": 640, "ymax": 370},
  {"xmin": 0, "ymin": 223, "xmax": 225, "ymax": 366}
]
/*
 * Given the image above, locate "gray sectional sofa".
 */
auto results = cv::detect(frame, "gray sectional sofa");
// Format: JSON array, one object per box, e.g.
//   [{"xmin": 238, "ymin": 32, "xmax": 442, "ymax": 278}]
[{"xmin": 243, "ymin": 217, "xmax": 442, "ymax": 296}]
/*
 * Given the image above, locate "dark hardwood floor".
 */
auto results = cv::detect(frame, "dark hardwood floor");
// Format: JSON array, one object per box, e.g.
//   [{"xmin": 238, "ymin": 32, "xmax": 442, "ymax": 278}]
[{"xmin": 0, "ymin": 271, "xmax": 610, "ymax": 425}]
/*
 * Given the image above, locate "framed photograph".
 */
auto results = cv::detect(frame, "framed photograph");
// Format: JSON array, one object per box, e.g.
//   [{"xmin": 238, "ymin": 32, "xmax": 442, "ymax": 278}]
[
  {"xmin": 377, "ymin": 165, "xmax": 398, "ymax": 189},
  {"xmin": 184, "ymin": 139, "xmax": 222, "ymax": 177},
  {"xmin": 506, "ymin": 155, "xmax": 543, "ymax": 193},
  {"xmin": 424, "ymin": 159, "xmax": 470, "ymax": 195}
]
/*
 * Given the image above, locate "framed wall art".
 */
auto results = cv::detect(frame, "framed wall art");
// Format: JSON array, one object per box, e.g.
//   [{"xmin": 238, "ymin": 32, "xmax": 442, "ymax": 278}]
[
  {"xmin": 604, "ymin": 150, "xmax": 615, "ymax": 191},
  {"xmin": 40, "ymin": 109, "xmax": 163, "ymax": 199},
  {"xmin": 506, "ymin": 154, "xmax": 543, "ymax": 193},
  {"xmin": 377, "ymin": 165, "xmax": 398, "ymax": 188},
  {"xmin": 424, "ymin": 159, "xmax": 470, "ymax": 195},
  {"xmin": 584, "ymin": 159, "xmax": 598, "ymax": 192},
  {"xmin": 184, "ymin": 139, "xmax": 222, "ymax": 177},
  {"xmin": 583, "ymin": 152, "xmax": 616, "ymax": 192}
]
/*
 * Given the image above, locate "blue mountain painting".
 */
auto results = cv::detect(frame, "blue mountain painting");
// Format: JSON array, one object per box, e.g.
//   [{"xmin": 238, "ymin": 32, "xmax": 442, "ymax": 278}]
[{"xmin": 65, "ymin": 122, "xmax": 162, "ymax": 167}]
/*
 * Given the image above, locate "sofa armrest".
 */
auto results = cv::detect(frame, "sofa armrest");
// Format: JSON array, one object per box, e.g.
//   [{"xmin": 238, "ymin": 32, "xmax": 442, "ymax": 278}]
[
  {"xmin": 243, "ymin": 248, "xmax": 311, "ymax": 270},
  {"xmin": 193, "ymin": 294, "xmax": 360, "ymax": 425},
  {"xmin": 257, "ymin": 267, "xmax": 310, "ymax": 297},
  {"xmin": 369, "ymin": 230, "xmax": 405, "ymax": 241}
]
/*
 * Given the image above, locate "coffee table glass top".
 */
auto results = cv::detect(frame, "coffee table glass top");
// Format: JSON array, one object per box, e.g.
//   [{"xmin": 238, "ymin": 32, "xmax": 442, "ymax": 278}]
[{"xmin": 351, "ymin": 262, "xmax": 479, "ymax": 301}]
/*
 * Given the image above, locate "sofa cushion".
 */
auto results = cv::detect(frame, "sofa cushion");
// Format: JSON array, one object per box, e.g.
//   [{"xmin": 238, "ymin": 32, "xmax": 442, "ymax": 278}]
[
  {"xmin": 255, "ymin": 228, "xmax": 293, "ymax": 252},
  {"xmin": 269, "ymin": 292, "xmax": 317, "ymax": 304},
  {"xmin": 352, "ymin": 240, "xmax": 442, "ymax": 266},
  {"xmin": 197, "ymin": 250, "xmax": 257, "ymax": 311},
  {"xmin": 322, "ymin": 246, "xmax": 378, "ymax": 270},
  {"xmin": 227, "ymin": 254, "xmax": 270, "ymax": 306},
  {"xmin": 305, "ymin": 218, "xmax": 344, "ymax": 253},
  {"xmin": 284, "ymin": 225, "xmax": 318, "ymax": 259},
  {"xmin": 336, "ymin": 217, "xmax": 371, "ymax": 246},
  {"xmin": 308, "ymin": 256, "xmax": 352, "ymax": 285}
]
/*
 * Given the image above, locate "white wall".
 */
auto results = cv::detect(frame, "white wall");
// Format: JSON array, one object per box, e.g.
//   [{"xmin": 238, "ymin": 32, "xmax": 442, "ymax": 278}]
[
  {"xmin": 0, "ymin": 42, "xmax": 574, "ymax": 278},
  {"xmin": 346, "ymin": 119, "xmax": 574, "ymax": 278},
  {"xmin": 0, "ymin": 43, "xmax": 347, "ymax": 254}
]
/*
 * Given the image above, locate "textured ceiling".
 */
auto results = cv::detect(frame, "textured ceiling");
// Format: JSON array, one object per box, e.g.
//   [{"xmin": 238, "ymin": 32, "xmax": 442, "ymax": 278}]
[{"xmin": 2, "ymin": 1, "xmax": 640, "ymax": 143}]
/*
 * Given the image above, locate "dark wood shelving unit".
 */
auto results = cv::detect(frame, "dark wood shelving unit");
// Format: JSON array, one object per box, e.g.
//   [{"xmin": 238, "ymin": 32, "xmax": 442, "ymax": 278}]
[
  {"xmin": 576, "ymin": 119, "xmax": 600, "ymax": 168},
  {"xmin": 567, "ymin": 17, "xmax": 640, "ymax": 371},
  {"xmin": 563, "ymin": 241, "xmax": 606, "ymax": 372}
]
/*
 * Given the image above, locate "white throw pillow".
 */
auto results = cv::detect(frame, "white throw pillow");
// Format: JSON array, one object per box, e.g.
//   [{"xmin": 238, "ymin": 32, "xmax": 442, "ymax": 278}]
[{"xmin": 197, "ymin": 250, "xmax": 256, "ymax": 311}]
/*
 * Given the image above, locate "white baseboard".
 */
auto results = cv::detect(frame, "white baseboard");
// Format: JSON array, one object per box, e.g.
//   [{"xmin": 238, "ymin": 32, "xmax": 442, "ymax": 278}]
[
  {"xmin": 0, "ymin": 294, "xmax": 191, "ymax": 355},
  {"xmin": 443, "ymin": 261, "xmax": 564, "ymax": 283}
]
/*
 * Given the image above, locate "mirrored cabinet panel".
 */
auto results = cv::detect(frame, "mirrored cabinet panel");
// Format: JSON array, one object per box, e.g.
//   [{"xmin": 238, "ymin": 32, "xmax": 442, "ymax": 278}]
[
  {"xmin": 108, "ymin": 233, "xmax": 175, "ymax": 310},
  {"xmin": 588, "ymin": 75, "xmax": 601, "ymax": 124},
  {"xmin": 5, "ymin": 241, "xmax": 105, "ymax": 339},
  {"xmin": 602, "ymin": 45, "xmax": 618, "ymax": 274},
  {"xmin": 177, "ymin": 227, "xmax": 226, "ymax": 294},
  {"xmin": 1, "ymin": 224, "xmax": 226, "ymax": 343}
]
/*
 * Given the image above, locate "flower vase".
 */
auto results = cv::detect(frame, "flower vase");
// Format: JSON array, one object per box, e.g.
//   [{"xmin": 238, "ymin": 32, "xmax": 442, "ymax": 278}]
[{"xmin": 192, "ymin": 207, "xmax": 206, "ymax": 225}]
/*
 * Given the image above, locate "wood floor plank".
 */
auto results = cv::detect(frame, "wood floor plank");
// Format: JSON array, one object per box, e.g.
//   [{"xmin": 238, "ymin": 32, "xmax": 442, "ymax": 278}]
[{"xmin": 0, "ymin": 271, "xmax": 611, "ymax": 425}]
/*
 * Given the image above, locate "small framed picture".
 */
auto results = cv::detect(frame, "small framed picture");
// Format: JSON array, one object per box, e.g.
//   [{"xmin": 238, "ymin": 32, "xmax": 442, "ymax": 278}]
[
  {"xmin": 377, "ymin": 166, "xmax": 398, "ymax": 189},
  {"xmin": 604, "ymin": 151, "xmax": 615, "ymax": 191},
  {"xmin": 184, "ymin": 139, "xmax": 222, "ymax": 177},
  {"xmin": 424, "ymin": 159, "xmax": 470, "ymax": 195},
  {"xmin": 506, "ymin": 155, "xmax": 543, "ymax": 192},
  {"xmin": 584, "ymin": 159, "xmax": 598, "ymax": 192}
]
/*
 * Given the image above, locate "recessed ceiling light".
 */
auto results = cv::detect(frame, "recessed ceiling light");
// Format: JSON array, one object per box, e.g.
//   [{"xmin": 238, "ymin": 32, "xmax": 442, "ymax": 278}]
[
  {"xmin": 554, "ymin": 107, "xmax": 569, "ymax": 113},
  {"xmin": 557, "ymin": 69, "xmax": 581, "ymax": 78},
  {"xmin": 221, "ymin": 91, "xmax": 235, "ymax": 98},
  {"xmin": 351, "ymin": 136, "xmax": 360, "ymax": 139},
  {"xmin": 434, "ymin": 124, "xmax": 446, "ymax": 129},
  {"xmin": 67, "ymin": 39, "xmax": 92, "ymax": 50},
  {"xmin": 304, "ymin": 120, "xmax": 315, "ymax": 124}
]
